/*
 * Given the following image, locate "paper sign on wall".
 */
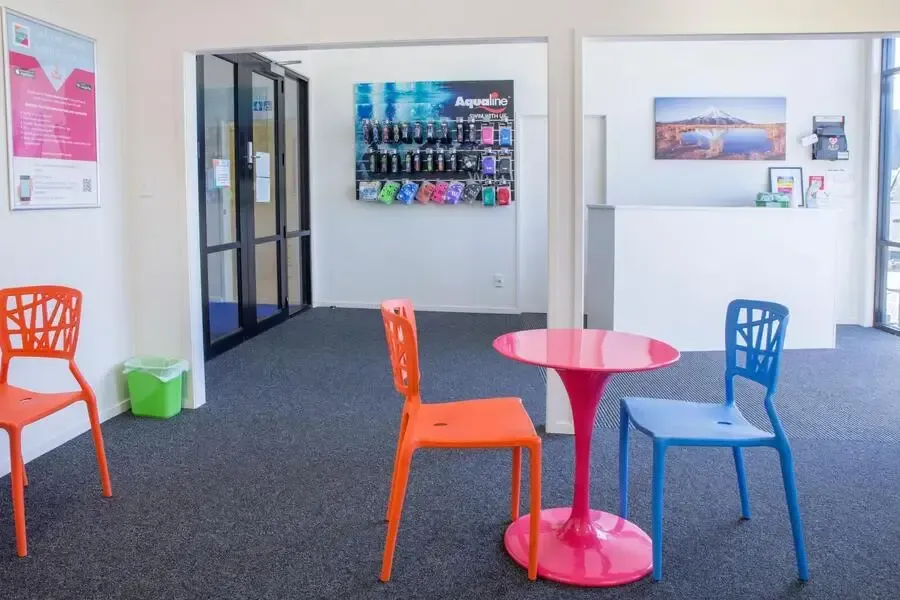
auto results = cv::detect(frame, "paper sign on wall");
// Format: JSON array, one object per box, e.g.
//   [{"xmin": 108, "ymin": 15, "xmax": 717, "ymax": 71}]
[
  {"xmin": 255, "ymin": 177, "xmax": 271, "ymax": 203},
  {"xmin": 212, "ymin": 159, "xmax": 230, "ymax": 188},
  {"xmin": 255, "ymin": 152, "xmax": 271, "ymax": 178},
  {"xmin": 825, "ymin": 169, "xmax": 853, "ymax": 199}
]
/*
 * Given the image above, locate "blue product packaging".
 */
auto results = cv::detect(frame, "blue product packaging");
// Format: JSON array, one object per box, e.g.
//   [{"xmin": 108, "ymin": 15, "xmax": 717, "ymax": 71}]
[
  {"xmin": 481, "ymin": 154, "xmax": 496, "ymax": 176},
  {"xmin": 396, "ymin": 181, "xmax": 419, "ymax": 204},
  {"xmin": 446, "ymin": 181, "xmax": 465, "ymax": 205}
]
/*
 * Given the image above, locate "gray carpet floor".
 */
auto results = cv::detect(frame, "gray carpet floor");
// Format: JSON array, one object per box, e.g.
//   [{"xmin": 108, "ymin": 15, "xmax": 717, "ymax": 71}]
[{"xmin": 0, "ymin": 308, "xmax": 898, "ymax": 599}]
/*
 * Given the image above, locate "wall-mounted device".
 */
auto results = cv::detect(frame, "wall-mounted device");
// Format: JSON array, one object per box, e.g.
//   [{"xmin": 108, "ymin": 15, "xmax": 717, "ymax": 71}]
[{"xmin": 811, "ymin": 115, "xmax": 848, "ymax": 161}]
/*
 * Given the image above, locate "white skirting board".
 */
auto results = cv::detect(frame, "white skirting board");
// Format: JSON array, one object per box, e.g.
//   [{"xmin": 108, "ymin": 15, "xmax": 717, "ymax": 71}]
[{"xmin": 317, "ymin": 301, "xmax": 521, "ymax": 314}]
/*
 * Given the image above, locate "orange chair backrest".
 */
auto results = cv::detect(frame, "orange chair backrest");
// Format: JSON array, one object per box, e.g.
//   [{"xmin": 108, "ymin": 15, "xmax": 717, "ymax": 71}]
[
  {"xmin": 0, "ymin": 286, "xmax": 83, "ymax": 361},
  {"xmin": 380, "ymin": 299, "xmax": 420, "ymax": 402}
]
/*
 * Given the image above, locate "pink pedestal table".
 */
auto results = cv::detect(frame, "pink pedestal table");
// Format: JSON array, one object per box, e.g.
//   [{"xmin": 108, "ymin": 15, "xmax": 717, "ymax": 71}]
[{"xmin": 493, "ymin": 329, "xmax": 680, "ymax": 587}]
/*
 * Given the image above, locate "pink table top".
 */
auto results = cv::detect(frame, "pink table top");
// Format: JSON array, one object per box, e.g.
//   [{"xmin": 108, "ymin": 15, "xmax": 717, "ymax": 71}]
[{"xmin": 493, "ymin": 328, "xmax": 680, "ymax": 373}]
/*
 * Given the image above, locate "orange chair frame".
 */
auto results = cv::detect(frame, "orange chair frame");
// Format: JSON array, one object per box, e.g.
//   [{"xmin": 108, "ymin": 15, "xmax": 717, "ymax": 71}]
[
  {"xmin": 380, "ymin": 299, "xmax": 541, "ymax": 582},
  {"xmin": 0, "ymin": 286, "xmax": 112, "ymax": 556}
]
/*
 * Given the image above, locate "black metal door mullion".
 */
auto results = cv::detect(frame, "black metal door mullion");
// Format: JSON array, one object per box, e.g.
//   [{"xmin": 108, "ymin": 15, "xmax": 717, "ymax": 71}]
[
  {"xmin": 296, "ymin": 76, "xmax": 312, "ymax": 309},
  {"xmin": 276, "ymin": 74, "xmax": 289, "ymax": 312},
  {"xmin": 236, "ymin": 61, "xmax": 256, "ymax": 334},
  {"xmin": 298, "ymin": 78, "xmax": 311, "ymax": 234}
]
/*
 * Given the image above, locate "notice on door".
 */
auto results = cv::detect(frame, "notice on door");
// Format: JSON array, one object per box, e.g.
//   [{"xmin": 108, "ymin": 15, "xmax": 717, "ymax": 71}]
[
  {"xmin": 4, "ymin": 10, "xmax": 99, "ymax": 210},
  {"xmin": 213, "ymin": 159, "xmax": 230, "ymax": 188}
]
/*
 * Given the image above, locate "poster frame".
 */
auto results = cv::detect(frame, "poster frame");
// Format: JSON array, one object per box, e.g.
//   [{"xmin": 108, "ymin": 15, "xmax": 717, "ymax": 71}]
[
  {"xmin": 2, "ymin": 8, "xmax": 100, "ymax": 211},
  {"xmin": 353, "ymin": 79, "xmax": 516, "ymax": 206}
]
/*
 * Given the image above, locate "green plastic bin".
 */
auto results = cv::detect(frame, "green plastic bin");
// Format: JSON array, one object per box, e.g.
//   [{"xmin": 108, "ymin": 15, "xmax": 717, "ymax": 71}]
[{"xmin": 125, "ymin": 357, "xmax": 188, "ymax": 419}]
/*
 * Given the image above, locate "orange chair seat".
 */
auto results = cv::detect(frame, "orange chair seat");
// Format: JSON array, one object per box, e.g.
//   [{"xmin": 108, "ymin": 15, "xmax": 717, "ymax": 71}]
[
  {"xmin": 0, "ymin": 384, "xmax": 84, "ymax": 428},
  {"xmin": 413, "ymin": 397, "xmax": 537, "ymax": 448}
]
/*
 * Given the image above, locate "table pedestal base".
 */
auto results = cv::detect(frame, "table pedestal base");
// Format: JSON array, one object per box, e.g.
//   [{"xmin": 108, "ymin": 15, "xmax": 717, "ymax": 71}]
[{"xmin": 504, "ymin": 507, "xmax": 652, "ymax": 587}]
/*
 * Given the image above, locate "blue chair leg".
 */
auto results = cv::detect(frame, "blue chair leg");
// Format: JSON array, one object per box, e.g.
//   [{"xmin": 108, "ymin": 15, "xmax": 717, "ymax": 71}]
[
  {"xmin": 618, "ymin": 404, "xmax": 630, "ymax": 519},
  {"xmin": 651, "ymin": 441, "xmax": 666, "ymax": 581},
  {"xmin": 777, "ymin": 445, "xmax": 810, "ymax": 581},
  {"xmin": 733, "ymin": 447, "xmax": 751, "ymax": 519}
]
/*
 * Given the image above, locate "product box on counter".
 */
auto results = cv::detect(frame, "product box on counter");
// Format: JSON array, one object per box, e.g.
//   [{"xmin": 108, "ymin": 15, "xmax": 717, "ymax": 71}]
[{"xmin": 755, "ymin": 192, "xmax": 791, "ymax": 208}]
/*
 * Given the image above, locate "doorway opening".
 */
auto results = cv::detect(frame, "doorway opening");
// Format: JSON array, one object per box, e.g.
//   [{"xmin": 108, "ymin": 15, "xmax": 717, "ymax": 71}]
[{"xmin": 196, "ymin": 53, "xmax": 312, "ymax": 358}]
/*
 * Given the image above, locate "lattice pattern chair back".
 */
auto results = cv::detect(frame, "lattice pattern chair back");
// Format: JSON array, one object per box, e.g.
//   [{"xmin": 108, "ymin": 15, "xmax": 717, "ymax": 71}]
[
  {"xmin": 0, "ymin": 286, "xmax": 83, "ymax": 361},
  {"xmin": 724, "ymin": 299, "xmax": 789, "ymax": 398},
  {"xmin": 380, "ymin": 300, "xmax": 420, "ymax": 402}
]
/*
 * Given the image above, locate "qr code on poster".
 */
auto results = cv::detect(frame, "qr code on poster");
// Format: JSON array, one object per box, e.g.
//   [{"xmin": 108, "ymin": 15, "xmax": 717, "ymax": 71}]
[{"xmin": 82, "ymin": 178, "xmax": 92, "ymax": 193}]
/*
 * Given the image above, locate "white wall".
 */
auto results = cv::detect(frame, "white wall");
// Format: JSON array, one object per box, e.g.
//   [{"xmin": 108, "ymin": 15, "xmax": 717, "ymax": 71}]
[
  {"xmin": 583, "ymin": 38, "xmax": 870, "ymax": 325},
  {"xmin": 0, "ymin": 0, "xmax": 131, "ymax": 473},
  {"xmin": 266, "ymin": 44, "xmax": 548, "ymax": 314},
  {"xmin": 587, "ymin": 206, "xmax": 839, "ymax": 350},
  {"xmin": 124, "ymin": 0, "xmax": 899, "ymax": 424}
]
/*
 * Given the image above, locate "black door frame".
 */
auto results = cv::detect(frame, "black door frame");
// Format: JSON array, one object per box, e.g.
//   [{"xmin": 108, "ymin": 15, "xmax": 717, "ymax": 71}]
[
  {"xmin": 197, "ymin": 53, "xmax": 312, "ymax": 359},
  {"xmin": 284, "ymin": 72, "xmax": 313, "ymax": 314}
]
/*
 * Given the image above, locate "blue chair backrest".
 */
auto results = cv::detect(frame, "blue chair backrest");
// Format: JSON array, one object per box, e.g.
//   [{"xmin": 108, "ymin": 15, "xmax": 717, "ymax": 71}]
[{"xmin": 724, "ymin": 299, "xmax": 789, "ymax": 406}]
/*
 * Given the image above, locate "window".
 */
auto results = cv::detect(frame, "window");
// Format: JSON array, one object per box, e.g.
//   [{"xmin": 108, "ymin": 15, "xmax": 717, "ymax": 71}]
[{"xmin": 876, "ymin": 39, "xmax": 900, "ymax": 328}]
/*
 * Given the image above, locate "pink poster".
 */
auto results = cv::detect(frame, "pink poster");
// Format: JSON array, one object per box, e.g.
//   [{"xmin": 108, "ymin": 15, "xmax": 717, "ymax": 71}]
[{"xmin": 4, "ymin": 10, "xmax": 98, "ymax": 209}]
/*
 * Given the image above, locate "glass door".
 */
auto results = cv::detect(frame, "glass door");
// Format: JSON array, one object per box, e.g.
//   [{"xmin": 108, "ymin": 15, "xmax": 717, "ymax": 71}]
[
  {"xmin": 199, "ymin": 55, "xmax": 244, "ymax": 351},
  {"xmin": 876, "ymin": 39, "xmax": 900, "ymax": 330},
  {"xmin": 246, "ymin": 70, "xmax": 284, "ymax": 327},
  {"xmin": 198, "ymin": 54, "xmax": 311, "ymax": 358}
]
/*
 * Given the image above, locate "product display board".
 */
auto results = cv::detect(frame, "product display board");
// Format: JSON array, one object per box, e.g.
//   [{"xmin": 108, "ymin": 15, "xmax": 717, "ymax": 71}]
[
  {"xmin": 3, "ymin": 9, "xmax": 99, "ymax": 210},
  {"xmin": 354, "ymin": 80, "xmax": 515, "ymax": 206}
]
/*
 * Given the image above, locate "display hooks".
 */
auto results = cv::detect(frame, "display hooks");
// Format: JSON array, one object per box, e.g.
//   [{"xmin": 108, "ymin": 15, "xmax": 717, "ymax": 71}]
[{"xmin": 354, "ymin": 80, "xmax": 516, "ymax": 206}]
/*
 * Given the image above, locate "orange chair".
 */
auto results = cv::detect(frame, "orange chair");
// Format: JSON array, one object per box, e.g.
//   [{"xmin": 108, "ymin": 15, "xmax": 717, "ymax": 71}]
[
  {"xmin": 0, "ymin": 286, "xmax": 112, "ymax": 556},
  {"xmin": 380, "ymin": 299, "xmax": 541, "ymax": 582}
]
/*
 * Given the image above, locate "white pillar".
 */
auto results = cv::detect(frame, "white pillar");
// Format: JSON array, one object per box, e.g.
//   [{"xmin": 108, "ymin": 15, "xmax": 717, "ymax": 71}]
[
  {"xmin": 861, "ymin": 39, "xmax": 882, "ymax": 327},
  {"xmin": 544, "ymin": 29, "xmax": 584, "ymax": 434}
]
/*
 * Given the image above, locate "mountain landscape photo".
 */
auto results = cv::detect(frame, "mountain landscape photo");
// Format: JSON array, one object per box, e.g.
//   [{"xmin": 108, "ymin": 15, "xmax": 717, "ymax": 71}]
[{"xmin": 654, "ymin": 97, "xmax": 786, "ymax": 160}]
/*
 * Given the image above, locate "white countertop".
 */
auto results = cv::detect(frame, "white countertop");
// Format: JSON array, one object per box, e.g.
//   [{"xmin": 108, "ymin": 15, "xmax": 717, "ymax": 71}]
[{"xmin": 586, "ymin": 204, "xmax": 834, "ymax": 212}]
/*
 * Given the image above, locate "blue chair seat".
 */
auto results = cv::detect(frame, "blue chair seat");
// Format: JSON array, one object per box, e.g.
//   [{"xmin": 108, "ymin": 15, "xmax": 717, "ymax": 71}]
[{"xmin": 621, "ymin": 397, "xmax": 775, "ymax": 445}]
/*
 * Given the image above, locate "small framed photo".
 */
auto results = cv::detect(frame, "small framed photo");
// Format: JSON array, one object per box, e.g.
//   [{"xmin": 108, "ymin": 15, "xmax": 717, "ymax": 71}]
[{"xmin": 768, "ymin": 167, "xmax": 805, "ymax": 208}]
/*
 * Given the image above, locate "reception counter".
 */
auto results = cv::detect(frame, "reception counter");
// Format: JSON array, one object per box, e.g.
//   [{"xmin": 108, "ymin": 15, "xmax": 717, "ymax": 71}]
[{"xmin": 585, "ymin": 205, "xmax": 838, "ymax": 351}]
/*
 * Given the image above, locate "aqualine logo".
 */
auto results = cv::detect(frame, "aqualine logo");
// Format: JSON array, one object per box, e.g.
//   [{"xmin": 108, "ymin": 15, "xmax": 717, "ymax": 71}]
[{"xmin": 455, "ymin": 91, "xmax": 509, "ymax": 114}]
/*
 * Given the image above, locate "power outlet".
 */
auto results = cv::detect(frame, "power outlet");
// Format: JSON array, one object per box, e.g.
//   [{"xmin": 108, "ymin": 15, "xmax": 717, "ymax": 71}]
[{"xmin": 493, "ymin": 273, "xmax": 505, "ymax": 288}]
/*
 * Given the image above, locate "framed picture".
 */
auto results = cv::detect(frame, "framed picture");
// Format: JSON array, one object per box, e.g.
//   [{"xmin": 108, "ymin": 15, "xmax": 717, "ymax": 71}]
[
  {"xmin": 769, "ymin": 167, "xmax": 804, "ymax": 208},
  {"xmin": 654, "ymin": 97, "xmax": 786, "ymax": 160},
  {"xmin": 3, "ymin": 9, "xmax": 100, "ymax": 210}
]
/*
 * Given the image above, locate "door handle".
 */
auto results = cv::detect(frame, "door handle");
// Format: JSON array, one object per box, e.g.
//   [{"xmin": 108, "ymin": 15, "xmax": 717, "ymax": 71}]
[{"xmin": 247, "ymin": 141, "xmax": 254, "ymax": 169}]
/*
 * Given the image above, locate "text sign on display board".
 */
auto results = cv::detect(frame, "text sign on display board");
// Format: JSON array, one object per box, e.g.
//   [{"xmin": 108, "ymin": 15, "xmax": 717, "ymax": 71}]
[
  {"xmin": 353, "ymin": 80, "xmax": 516, "ymax": 206},
  {"xmin": 3, "ymin": 10, "xmax": 99, "ymax": 210}
]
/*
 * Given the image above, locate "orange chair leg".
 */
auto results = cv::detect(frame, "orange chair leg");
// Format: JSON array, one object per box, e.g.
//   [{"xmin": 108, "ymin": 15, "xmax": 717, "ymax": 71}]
[
  {"xmin": 9, "ymin": 430, "xmax": 27, "ymax": 557},
  {"xmin": 20, "ymin": 456, "xmax": 27, "ymax": 487},
  {"xmin": 385, "ymin": 412, "xmax": 409, "ymax": 520},
  {"xmin": 85, "ymin": 398, "xmax": 112, "ymax": 497},
  {"xmin": 381, "ymin": 446, "xmax": 413, "ymax": 582},
  {"xmin": 527, "ymin": 441, "xmax": 542, "ymax": 581},
  {"xmin": 511, "ymin": 447, "xmax": 522, "ymax": 521}
]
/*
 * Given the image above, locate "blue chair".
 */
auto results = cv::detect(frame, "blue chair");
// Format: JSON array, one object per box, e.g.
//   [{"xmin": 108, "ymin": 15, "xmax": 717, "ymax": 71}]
[{"xmin": 618, "ymin": 299, "xmax": 808, "ymax": 582}]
